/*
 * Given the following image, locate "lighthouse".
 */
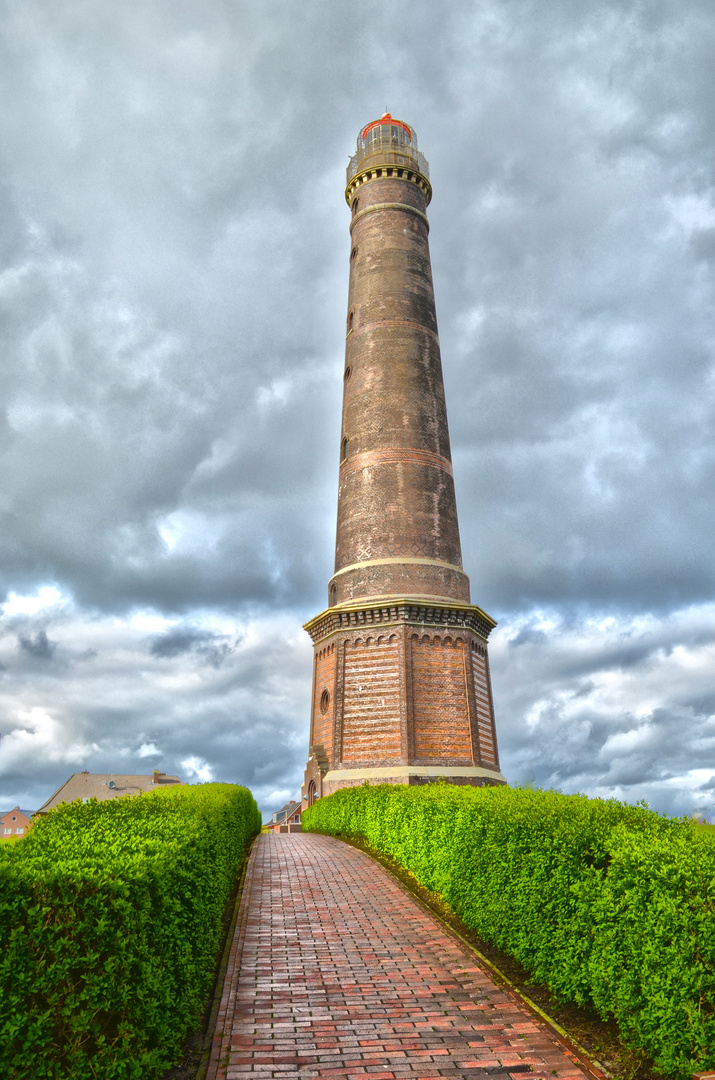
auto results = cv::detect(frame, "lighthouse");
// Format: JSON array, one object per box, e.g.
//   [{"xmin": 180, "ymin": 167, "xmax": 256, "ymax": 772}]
[{"xmin": 302, "ymin": 115, "xmax": 505, "ymax": 803}]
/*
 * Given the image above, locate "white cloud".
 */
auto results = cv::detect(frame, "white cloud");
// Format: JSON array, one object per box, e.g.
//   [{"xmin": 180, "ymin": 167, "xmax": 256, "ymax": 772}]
[
  {"xmin": 2, "ymin": 586, "xmax": 65, "ymax": 617},
  {"xmin": 137, "ymin": 742, "xmax": 161, "ymax": 758},
  {"xmin": 0, "ymin": 707, "xmax": 99, "ymax": 769},
  {"xmin": 180, "ymin": 756, "xmax": 214, "ymax": 782},
  {"xmin": 128, "ymin": 611, "xmax": 173, "ymax": 634}
]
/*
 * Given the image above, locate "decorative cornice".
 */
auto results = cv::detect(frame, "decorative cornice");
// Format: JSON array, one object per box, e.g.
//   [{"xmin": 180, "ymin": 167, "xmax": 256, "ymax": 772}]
[
  {"xmin": 345, "ymin": 168, "xmax": 432, "ymax": 206},
  {"xmin": 303, "ymin": 597, "xmax": 497, "ymax": 645},
  {"xmin": 349, "ymin": 200, "xmax": 429, "ymax": 233}
]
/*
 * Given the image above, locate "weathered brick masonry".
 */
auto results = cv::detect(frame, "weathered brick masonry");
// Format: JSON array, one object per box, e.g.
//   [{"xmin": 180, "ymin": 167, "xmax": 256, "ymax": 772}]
[{"xmin": 303, "ymin": 116, "xmax": 505, "ymax": 801}]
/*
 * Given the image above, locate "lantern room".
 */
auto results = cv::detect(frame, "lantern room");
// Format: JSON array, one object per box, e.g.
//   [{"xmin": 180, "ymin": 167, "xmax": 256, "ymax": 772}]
[{"xmin": 347, "ymin": 112, "xmax": 430, "ymax": 192}]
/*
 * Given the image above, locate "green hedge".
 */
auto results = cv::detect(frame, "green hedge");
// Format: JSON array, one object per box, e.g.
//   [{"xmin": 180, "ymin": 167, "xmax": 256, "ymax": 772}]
[
  {"xmin": 0, "ymin": 783, "xmax": 261, "ymax": 1079},
  {"xmin": 304, "ymin": 784, "xmax": 715, "ymax": 1078}
]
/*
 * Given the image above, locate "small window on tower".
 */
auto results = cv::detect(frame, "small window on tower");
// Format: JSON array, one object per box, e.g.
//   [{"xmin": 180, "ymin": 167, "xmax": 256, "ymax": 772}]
[
  {"xmin": 329, "ymin": 584, "xmax": 337, "ymax": 607},
  {"xmin": 351, "ymin": 197, "xmax": 359, "ymax": 216},
  {"xmin": 320, "ymin": 689, "xmax": 330, "ymax": 714},
  {"xmin": 347, "ymin": 310, "xmax": 354, "ymax": 334},
  {"xmin": 350, "ymin": 246, "xmax": 358, "ymax": 262},
  {"xmin": 344, "ymin": 366, "xmax": 352, "ymax": 382},
  {"xmin": 341, "ymin": 436, "xmax": 348, "ymax": 461}
]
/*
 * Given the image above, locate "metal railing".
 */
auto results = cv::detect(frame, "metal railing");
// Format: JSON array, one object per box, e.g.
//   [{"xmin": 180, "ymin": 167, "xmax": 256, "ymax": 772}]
[{"xmin": 347, "ymin": 122, "xmax": 429, "ymax": 182}]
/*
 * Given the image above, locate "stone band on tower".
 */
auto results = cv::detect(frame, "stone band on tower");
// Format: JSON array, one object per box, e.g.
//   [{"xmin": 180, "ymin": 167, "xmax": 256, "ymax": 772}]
[{"xmin": 303, "ymin": 115, "xmax": 505, "ymax": 802}]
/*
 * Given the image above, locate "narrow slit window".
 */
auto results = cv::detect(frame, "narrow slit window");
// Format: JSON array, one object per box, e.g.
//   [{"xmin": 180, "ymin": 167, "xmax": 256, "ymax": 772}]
[
  {"xmin": 347, "ymin": 310, "xmax": 354, "ymax": 333},
  {"xmin": 344, "ymin": 366, "xmax": 352, "ymax": 382},
  {"xmin": 351, "ymin": 197, "xmax": 359, "ymax": 216},
  {"xmin": 341, "ymin": 436, "xmax": 348, "ymax": 462}
]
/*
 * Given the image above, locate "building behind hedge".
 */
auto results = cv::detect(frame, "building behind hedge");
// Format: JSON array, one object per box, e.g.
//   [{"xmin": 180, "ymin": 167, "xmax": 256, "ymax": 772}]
[
  {"xmin": 36, "ymin": 770, "xmax": 182, "ymax": 814},
  {"xmin": 1, "ymin": 806, "xmax": 34, "ymax": 839}
]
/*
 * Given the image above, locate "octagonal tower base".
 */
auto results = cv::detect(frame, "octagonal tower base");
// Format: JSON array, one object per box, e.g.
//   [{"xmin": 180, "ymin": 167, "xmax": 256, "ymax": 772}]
[{"xmin": 302, "ymin": 598, "xmax": 506, "ymax": 806}]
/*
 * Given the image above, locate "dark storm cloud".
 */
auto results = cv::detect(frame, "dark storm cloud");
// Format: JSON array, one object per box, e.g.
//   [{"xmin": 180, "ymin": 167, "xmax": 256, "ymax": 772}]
[
  {"xmin": 149, "ymin": 624, "xmax": 241, "ymax": 666},
  {"xmin": 427, "ymin": 1, "xmax": 715, "ymax": 612},
  {"xmin": 490, "ymin": 605, "xmax": 715, "ymax": 817},
  {"xmin": 150, "ymin": 627, "xmax": 218, "ymax": 658},
  {"xmin": 0, "ymin": 601, "xmax": 311, "ymax": 815},
  {"xmin": 1, "ymin": 0, "xmax": 714, "ymax": 817},
  {"xmin": 17, "ymin": 630, "xmax": 57, "ymax": 660},
  {"xmin": 2, "ymin": 0, "xmax": 713, "ymax": 617}
]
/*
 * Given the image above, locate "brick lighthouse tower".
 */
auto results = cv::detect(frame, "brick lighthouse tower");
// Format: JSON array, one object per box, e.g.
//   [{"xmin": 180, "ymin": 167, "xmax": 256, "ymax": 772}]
[{"xmin": 302, "ymin": 115, "xmax": 505, "ymax": 803}]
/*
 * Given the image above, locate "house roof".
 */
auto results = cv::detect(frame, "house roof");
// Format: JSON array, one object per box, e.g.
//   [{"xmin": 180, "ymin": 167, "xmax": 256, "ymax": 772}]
[
  {"xmin": 1, "ymin": 807, "xmax": 34, "ymax": 819},
  {"xmin": 36, "ymin": 772, "xmax": 182, "ymax": 814},
  {"xmin": 265, "ymin": 799, "xmax": 301, "ymax": 826}
]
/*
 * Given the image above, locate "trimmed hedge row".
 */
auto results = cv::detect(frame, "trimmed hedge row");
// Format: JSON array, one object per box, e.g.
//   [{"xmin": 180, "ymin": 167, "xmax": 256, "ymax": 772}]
[
  {"xmin": 304, "ymin": 784, "xmax": 715, "ymax": 1078},
  {"xmin": 0, "ymin": 783, "xmax": 261, "ymax": 1079}
]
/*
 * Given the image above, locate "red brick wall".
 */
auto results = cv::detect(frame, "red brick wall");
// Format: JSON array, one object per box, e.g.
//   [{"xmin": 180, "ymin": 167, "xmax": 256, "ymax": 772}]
[
  {"xmin": 410, "ymin": 633, "xmax": 473, "ymax": 763},
  {"xmin": 311, "ymin": 642, "xmax": 336, "ymax": 765},
  {"xmin": 306, "ymin": 612, "xmax": 503, "ymax": 780},
  {"xmin": 341, "ymin": 635, "xmax": 401, "ymax": 763},
  {"xmin": 471, "ymin": 644, "xmax": 499, "ymax": 767}
]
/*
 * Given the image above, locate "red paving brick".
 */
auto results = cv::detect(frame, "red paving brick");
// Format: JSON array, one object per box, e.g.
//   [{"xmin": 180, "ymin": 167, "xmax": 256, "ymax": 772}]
[{"xmin": 206, "ymin": 834, "xmax": 595, "ymax": 1080}]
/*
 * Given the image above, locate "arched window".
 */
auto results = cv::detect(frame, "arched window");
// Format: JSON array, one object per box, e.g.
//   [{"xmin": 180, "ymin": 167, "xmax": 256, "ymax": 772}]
[
  {"xmin": 308, "ymin": 780, "xmax": 318, "ymax": 806},
  {"xmin": 347, "ymin": 310, "xmax": 354, "ymax": 334},
  {"xmin": 329, "ymin": 584, "xmax": 337, "ymax": 606},
  {"xmin": 340, "ymin": 436, "xmax": 348, "ymax": 462},
  {"xmin": 320, "ymin": 688, "xmax": 330, "ymax": 713},
  {"xmin": 350, "ymin": 246, "xmax": 358, "ymax": 262},
  {"xmin": 351, "ymin": 197, "xmax": 359, "ymax": 216},
  {"xmin": 344, "ymin": 365, "xmax": 352, "ymax": 382}
]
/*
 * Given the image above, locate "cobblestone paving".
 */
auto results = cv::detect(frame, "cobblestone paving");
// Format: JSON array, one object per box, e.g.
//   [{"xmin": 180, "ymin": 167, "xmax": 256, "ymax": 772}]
[{"xmin": 207, "ymin": 833, "xmax": 594, "ymax": 1080}]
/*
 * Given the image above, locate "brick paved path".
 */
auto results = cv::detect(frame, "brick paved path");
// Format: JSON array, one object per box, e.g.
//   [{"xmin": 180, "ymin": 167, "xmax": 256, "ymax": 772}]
[{"xmin": 207, "ymin": 834, "xmax": 596, "ymax": 1080}]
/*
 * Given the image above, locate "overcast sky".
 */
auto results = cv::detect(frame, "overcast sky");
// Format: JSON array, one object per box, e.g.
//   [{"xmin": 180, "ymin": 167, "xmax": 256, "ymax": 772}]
[{"xmin": 1, "ymin": 0, "xmax": 714, "ymax": 820}]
